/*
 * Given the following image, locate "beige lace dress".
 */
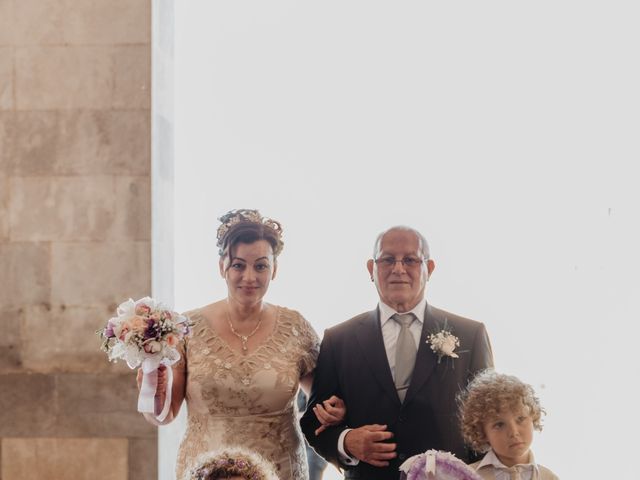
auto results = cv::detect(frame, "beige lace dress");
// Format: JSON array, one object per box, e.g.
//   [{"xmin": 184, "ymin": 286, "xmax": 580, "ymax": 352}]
[{"xmin": 175, "ymin": 306, "xmax": 320, "ymax": 480}]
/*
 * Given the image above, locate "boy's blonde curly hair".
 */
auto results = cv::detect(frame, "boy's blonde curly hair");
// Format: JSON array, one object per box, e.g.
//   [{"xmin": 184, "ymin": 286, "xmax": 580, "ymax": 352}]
[{"xmin": 458, "ymin": 370, "xmax": 545, "ymax": 453}]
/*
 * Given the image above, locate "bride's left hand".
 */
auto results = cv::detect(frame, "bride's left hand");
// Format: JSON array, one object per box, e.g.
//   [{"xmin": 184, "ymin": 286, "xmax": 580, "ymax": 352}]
[{"xmin": 313, "ymin": 395, "xmax": 346, "ymax": 435}]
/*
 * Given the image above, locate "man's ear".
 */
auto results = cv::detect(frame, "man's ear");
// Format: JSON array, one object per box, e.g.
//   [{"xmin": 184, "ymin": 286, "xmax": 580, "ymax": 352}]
[
  {"xmin": 426, "ymin": 259, "xmax": 435, "ymax": 279},
  {"xmin": 367, "ymin": 259, "xmax": 375, "ymax": 280}
]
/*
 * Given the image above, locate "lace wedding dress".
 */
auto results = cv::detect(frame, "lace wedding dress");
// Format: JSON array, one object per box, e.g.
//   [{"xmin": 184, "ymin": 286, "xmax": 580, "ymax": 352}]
[{"xmin": 175, "ymin": 306, "xmax": 319, "ymax": 480}]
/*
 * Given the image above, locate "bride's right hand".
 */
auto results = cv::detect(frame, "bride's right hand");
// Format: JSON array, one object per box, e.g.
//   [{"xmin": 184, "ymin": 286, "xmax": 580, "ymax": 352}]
[
  {"xmin": 136, "ymin": 364, "xmax": 168, "ymax": 416},
  {"xmin": 313, "ymin": 395, "xmax": 347, "ymax": 435}
]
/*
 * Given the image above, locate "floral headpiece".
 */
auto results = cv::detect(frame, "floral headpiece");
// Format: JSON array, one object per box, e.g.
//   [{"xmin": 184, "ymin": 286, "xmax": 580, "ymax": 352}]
[
  {"xmin": 216, "ymin": 209, "xmax": 284, "ymax": 256},
  {"xmin": 187, "ymin": 448, "xmax": 278, "ymax": 480}
]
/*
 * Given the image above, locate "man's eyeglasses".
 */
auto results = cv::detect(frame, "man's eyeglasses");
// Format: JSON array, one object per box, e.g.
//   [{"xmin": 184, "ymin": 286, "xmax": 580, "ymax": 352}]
[{"xmin": 374, "ymin": 256, "xmax": 425, "ymax": 269}]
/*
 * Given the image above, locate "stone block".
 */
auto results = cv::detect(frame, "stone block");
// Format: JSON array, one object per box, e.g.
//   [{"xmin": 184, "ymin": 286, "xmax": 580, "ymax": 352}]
[
  {"xmin": 21, "ymin": 304, "xmax": 118, "ymax": 373},
  {"xmin": 3, "ymin": 111, "xmax": 58, "ymax": 175},
  {"xmin": 51, "ymin": 242, "xmax": 150, "ymax": 305},
  {"xmin": 0, "ymin": 243, "xmax": 50, "ymax": 308},
  {"xmin": 0, "ymin": 0, "xmax": 14, "ymax": 45},
  {"xmin": 129, "ymin": 438, "xmax": 157, "ymax": 480},
  {"xmin": 5, "ymin": 111, "xmax": 150, "ymax": 176},
  {"xmin": 55, "ymin": 373, "xmax": 156, "ymax": 438},
  {"xmin": 100, "ymin": 110, "xmax": 151, "ymax": 175},
  {"xmin": 112, "ymin": 176, "xmax": 151, "ymax": 241},
  {"xmin": 0, "ymin": 374, "xmax": 56, "ymax": 436},
  {"xmin": 0, "ymin": 111, "xmax": 10, "ymax": 171},
  {"xmin": 57, "ymin": 110, "xmax": 150, "ymax": 175},
  {"xmin": 113, "ymin": 45, "xmax": 150, "ymax": 109},
  {"xmin": 9, "ymin": 176, "xmax": 116, "ymax": 241},
  {"xmin": 0, "ymin": 307, "xmax": 22, "ymax": 372},
  {"xmin": 11, "ymin": 0, "xmax": 66, "ymax": 45},
  {"xmin": 0, "ymin": 46, "xmax": 12, "ymax": 110},
  {"xmin": 15, "ymin": 46, "xmax": 113, "ymax": 110},
  {"xmin": 1, "ymin": 437, "xmax": 128, "ymax": 480},
  {"xmin": 0, "ymin": 173, "xmax": 8, "ymax": 241},
  {"xmin": 65, "ymin": 0, "xmax": 151, "ymax": 45}
]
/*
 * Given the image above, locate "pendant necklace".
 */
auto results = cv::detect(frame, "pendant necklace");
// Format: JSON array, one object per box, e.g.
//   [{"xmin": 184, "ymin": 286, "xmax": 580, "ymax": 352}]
[{"xmin": 227, "ymin": 308, "xmax": 263, "ymax": 354}]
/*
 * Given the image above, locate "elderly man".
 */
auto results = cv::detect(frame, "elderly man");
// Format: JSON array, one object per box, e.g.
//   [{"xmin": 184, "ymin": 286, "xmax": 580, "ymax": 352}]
[{"xmin": 301, "ymin": 226, "xmax": 494, "ymax": 480}]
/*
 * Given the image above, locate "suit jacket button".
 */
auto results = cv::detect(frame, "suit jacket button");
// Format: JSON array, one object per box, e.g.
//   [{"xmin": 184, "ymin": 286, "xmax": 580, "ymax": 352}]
[
  {"xmin": 398, "ymin": 415, "xmax": 405, "ymax": 422},
  {"xmin": 398, "ymin": 453, "xmax": 406, "ymax": 461}
]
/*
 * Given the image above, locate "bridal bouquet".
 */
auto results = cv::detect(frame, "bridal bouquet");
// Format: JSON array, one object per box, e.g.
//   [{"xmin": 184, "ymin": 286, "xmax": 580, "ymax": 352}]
[{"xmin": 97, "ymin": 297, "xmax": 192, "ymax": 421}]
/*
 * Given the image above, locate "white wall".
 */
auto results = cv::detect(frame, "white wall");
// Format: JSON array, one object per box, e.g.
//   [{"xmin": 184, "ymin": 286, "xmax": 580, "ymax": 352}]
[{"xmin": 171, "ymin": 2, "xmax": 640, "ymax": 478}]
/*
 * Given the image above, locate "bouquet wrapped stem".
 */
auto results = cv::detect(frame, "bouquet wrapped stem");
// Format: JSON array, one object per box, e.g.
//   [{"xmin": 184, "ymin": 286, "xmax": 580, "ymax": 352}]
[{"xmin": 138, "ymin": 359, "xmax": 174, "ymax": 419}]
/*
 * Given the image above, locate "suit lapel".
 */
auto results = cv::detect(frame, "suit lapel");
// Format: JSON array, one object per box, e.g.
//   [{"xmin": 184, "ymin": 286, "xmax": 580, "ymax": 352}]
[
  {"xmin": 404, "ymin": 303, "xmax": 438, "ymax": 405},
  {"xmin": 354, "ymin": 308, "xmax": 401, "ymax": 407}
]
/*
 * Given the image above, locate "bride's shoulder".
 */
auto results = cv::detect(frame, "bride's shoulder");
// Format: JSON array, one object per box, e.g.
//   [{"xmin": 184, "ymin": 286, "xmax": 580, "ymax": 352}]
[
  {"xmin": 272, "ymin": 305, "xmax": 317, "ymax": 335},
  {"xmin": 184, "ymin": 300, "xmax": 225, "ymax": 317},
  {"xmin": 272, "ymin": 304, "xmax": 304, "ymax": 321},
  {"xmin": 182, "ymin": 307, "xmax": 204, "ymax": 320},
  {"xmin": 182, "ymin": 302, "xmax": 220, "ymax": 327}
]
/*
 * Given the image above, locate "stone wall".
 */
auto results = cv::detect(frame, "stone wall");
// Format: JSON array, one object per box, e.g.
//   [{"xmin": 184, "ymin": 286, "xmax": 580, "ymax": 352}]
[{"xmin": 0, "ymin": 1, "xmax": 155, "ymax": 479}]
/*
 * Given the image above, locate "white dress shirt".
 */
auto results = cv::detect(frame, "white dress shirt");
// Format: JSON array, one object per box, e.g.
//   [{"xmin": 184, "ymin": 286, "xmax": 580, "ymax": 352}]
[
  {"xmin": 475, "ymin": 449, "xmax": 538, "ymax": 480},
  {"xmin": 337, "ymin": 298, "xmax": 428, "ymax": 465}
]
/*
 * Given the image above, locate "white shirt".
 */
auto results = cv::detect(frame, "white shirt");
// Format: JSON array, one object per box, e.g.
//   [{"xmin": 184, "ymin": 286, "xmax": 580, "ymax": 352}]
[
  {"xmin": 337, "ymin": 298, "xmax": 428, "ymax": 465},
  {"xmin": 475, "ymin": 449, "xmax": 538, "ymax": 480}
]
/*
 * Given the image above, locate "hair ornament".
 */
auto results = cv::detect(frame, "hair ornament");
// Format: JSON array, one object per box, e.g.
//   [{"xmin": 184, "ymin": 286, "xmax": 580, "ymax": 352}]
[{"xmin": 216, "ymin": 209, "xmax": 284, "ymax": 254}]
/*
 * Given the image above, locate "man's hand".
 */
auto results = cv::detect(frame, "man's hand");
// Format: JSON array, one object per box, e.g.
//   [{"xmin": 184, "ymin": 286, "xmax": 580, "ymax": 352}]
[
  {"xmin": 313, "ymin": 395, "xmax": 346, "ymax": 435},
  {"xmin": 344, "ymin": 424, "xmax": 396, "ymax": 467}
]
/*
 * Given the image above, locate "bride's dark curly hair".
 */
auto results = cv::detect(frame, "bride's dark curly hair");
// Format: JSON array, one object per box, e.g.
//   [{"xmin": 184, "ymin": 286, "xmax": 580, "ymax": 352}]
[{"xmin": 216, "ymin": 209, "xmax": 284, "ymax": 260}]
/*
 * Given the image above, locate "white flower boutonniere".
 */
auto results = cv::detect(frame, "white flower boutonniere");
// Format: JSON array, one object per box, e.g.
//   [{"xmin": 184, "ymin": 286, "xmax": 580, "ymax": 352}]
[{"xmin": 427, "ymin": 326, "xmax": 460, "ymax": 364}]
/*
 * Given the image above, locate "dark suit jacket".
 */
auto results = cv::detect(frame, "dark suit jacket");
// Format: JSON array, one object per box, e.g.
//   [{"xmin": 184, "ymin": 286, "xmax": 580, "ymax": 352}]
[{"xmin": 300, "ymin": 303, "xmax": 494, "ymax": 480}]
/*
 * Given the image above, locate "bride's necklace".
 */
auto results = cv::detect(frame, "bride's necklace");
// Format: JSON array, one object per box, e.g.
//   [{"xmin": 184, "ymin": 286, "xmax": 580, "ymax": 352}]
[{"xmin": 227, "ymin": 308, "xmax": 263, "ymax": 354}]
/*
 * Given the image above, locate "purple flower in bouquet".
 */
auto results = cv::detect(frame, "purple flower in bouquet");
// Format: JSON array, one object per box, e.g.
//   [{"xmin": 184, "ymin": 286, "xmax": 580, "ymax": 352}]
[
  {"xmin": 104, "ymin": 320, "xmax": 116, "ymax": 339},
  {"xmin": 143, "ymin": 320, "xmax": 159, "ymax": 340}
]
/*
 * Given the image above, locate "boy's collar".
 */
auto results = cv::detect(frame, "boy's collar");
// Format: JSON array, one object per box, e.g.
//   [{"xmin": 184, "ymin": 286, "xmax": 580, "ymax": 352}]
[{"xmin": 476, "ymin": 449, "xmax": 539, "ymax": 473}]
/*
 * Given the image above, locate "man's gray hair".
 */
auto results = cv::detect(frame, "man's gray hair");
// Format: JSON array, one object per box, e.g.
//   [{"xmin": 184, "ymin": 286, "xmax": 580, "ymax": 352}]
[{"xmin": 372, "ymin": 226, "xmax": 431, "ymax": 259}]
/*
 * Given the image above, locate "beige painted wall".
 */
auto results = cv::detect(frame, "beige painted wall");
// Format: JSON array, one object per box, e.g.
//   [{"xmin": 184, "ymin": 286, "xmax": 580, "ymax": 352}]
[{"xmin": 0, "ymin": 1, "xmax": 155, "ymax": 478}]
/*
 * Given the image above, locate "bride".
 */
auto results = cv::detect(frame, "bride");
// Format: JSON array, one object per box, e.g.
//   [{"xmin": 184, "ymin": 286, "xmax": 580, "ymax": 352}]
[{"xmin": 138, "ymin": 209, "xmax": 344, "ymax": 479}]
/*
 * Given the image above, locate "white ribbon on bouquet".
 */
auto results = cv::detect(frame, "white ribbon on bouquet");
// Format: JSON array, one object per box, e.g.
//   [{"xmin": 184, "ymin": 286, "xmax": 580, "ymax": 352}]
[{"xmin": 137, "ymin": 356, "xmax": 175, "ymax": 422}]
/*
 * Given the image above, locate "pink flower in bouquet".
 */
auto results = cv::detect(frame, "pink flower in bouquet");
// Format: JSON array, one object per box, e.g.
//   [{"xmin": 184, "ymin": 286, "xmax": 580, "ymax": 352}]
[
  {"xmin": 143, "ymin": 340, "xmax": 162, "ymax": 354},
  {"xmin": 135, "ymin": 304, "xmax": 151, "ymax": 316},
  {"xmin": 165, "ymin": 333, "xmax": 178, "ymax": 348},
  {"xmin": 115, "ymin": 322, "xmax": 131, "ymax": 341},
  {"xmin": 130, "ymin": 315, "xmax": 147, "ymax": 333}
]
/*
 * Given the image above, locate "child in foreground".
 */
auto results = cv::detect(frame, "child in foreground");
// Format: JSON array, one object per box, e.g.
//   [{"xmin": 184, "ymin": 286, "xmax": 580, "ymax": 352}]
[
  {"xmin": 458, "ymin": 370, "xmax": 559, "ymax": 480},
  {"xmin": 186, "ymin": 448, "xmax": 278, "ymax": 480}
]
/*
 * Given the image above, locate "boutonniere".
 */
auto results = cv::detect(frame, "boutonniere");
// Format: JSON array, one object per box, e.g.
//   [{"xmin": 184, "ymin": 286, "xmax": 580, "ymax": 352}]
[{"xmin": 427, "ymin": 319, "xmax": 460, "ymax": 364}]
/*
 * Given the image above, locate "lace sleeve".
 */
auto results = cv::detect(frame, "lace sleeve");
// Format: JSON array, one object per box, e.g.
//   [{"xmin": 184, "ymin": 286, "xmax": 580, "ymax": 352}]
[
  {"xmin": 296, "ymin": 313, "xmax": 320, "ymax": 377},
  {"xmin": 175, "ymin": 309, "xmax": 198, "ymax": 374},
  {"xmin": 174, "ymin": 332, "xmax": 187, "ymax": 373}
]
